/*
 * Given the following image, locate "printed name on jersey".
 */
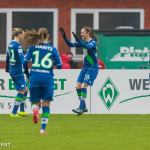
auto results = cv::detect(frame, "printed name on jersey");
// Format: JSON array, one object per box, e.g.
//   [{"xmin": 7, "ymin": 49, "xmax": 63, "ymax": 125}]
[
  {"xmin": 18, "ymin": 49, "xmax": 23, "ymax": 53},
  {"xmin": 35, "ymin": 45, "xmax": 53, "ymax": 51}
]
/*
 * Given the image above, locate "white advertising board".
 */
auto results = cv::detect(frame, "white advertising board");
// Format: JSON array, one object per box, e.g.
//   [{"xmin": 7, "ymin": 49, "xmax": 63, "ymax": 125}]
[
  {"xmin": 0, "ymin": 69, "xmax": 90, "ymax": 114},
  {"xmin": 92, "ymin": 70, "xmax": 150, "ymax": 114},
  {"xmin": 0, "ymin": 69, "xmax": 150, "ymax": 114}
]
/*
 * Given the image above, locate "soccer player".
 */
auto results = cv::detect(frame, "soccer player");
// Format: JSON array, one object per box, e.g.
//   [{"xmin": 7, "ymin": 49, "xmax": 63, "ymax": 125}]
[
  {"xmin": 23, "ymin": 28, "xmax": 62, "ymax": 134},
  {"xmin": 59, "ymin": 26, "xmax": 99, "ymax": 115},
  {"xmin": 6, "ymin": 28, "xmax": 29, "ymax": 117}
]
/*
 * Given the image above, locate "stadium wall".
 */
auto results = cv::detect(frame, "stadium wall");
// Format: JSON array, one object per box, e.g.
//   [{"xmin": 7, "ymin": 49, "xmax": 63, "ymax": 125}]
[
  {"xmin": 0, "ymin": 0, "xmax": 150, "ymax": 68},
  {"xmin": 0, "ymin": 69, "xmax": 150, "ymax": 114}
]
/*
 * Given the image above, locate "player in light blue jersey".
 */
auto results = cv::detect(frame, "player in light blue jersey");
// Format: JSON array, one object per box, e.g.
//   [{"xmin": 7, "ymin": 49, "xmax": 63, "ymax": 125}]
[
  {"xmin": 6, "ymin": 28, "xmax": 29, "ymax": 117},
  {"xmin": 23, "ymin": 28, "xmax": 62, "ymax": 134},
  {"xmin": 60, "ymin": 26, "xmax": 99, "ymax": 115}
]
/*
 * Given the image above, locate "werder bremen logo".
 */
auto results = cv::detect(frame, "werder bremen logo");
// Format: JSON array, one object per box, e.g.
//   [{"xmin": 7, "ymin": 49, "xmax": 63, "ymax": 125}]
[{"xmin": 98, "ymin": 77, "xmax": 119, "ymax": 110}]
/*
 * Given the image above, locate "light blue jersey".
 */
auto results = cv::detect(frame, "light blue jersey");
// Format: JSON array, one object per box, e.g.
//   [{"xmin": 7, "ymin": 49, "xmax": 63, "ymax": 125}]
[{"xmin": 23, "ymin": 43, "xmax": 62, "ymax": 87}]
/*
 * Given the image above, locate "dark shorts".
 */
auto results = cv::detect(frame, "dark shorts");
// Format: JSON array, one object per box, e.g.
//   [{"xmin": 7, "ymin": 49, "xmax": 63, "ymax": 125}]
[
  {"xmin": 29, "ymin": 86, "xmax": 54, "ymax": 102},
  {"xmin": 77, "ymin": 69, "xmax": 99, "ymax": 86}
]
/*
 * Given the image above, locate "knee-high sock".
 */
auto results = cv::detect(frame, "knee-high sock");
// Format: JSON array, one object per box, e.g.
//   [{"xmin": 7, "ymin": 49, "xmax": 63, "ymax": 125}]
[
  {"xmin": 12, "ymin": 93, "xmax": 24, "ymax": 114},
  {"xmin": 41, "ymin": 106, "xmax": 50, "ymax": 131},
  {"xmin": 79, "ymin": 88, "xmax": 87, "ymax": 110},
  {"xmin": 20, "ymin": 91, "xmax": 28, "ymax": 112},
  {"xmin": 76, "ymin": 88, "xmax": 87, "ymax": 110}
]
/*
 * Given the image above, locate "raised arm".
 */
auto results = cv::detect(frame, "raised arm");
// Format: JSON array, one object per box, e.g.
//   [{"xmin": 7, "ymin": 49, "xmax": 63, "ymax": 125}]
[
  {"xmin": 72, "ymin": 32, "xmax": 97, "ymax": 50},
  {"xmin": 59, "ymin": 27, "xmax": 80, "ymax": 47},
  {"xmin": 78, "ymin": 39, "xmax": 97, "ymax": 49}
]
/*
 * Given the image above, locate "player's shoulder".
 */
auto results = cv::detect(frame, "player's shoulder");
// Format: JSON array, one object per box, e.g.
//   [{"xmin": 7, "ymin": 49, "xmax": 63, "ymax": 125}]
[
  {"xmin": 90, "ymin": 39, "xmax": 97, "ymax": 44},
  {"xmin": 18, "ymin": 43, "xmax": 23, "ymax": 49},
  {"xmin": 45, "ymin": 43, "xmax": 55, "ymax": 48},
  {"xmin": 46, "ymin": 43, "xmax": 58, "ymax": 51},
  {"xmin": 89, "ymin": 39, "xmax": 97, "ymax": 47},
  {"xmin": 8, "ymin": 40, "xmax": 19, "ymax": 48},
  {"xmin": 28, "ymin": 45, "xmax": 35, "ymax": 51}
]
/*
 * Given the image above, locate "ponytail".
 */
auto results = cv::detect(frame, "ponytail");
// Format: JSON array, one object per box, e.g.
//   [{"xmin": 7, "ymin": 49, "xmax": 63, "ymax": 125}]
[{"xmin": 23, "ymin": 28, "xmax": 48, "ymax": 50}]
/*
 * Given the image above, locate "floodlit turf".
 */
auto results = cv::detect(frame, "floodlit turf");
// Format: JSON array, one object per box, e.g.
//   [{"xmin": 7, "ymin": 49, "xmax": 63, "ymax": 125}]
[{"xmin": 0, "ymin": 114, "xmax": 150, "ymax": 150}]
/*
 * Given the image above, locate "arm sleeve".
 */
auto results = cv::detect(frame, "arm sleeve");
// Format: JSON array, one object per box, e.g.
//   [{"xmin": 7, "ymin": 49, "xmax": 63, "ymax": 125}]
[
  {"xmin": 23, "ymin": 48, "xmax": 32, "ymax": 78},
  {"xmin": 78, "ymin": 39, "xmax": 97, "ymax": 50},
  {"xmin": 53, "ymin": 48, "xmax": 62, "ymax": 69},
  {"xmin": 17, "ymin": 44, "xmax": 24, "ymax": 64},
  {"xmin": 64, "ymin": 37, "xmax": 81, "ymax": 47},
  {"xmin": 6, "ymin": 52, "xmax": 10, "ymax": 68}
]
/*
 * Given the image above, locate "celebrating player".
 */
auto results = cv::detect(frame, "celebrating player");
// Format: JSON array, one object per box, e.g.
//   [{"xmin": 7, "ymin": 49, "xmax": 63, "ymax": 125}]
[
  {"xmin": 6, "ymin": 28, "xmax": 29, "ymax": 117},
  {"xmin": 59, "ymin": 26, "xmax": 99, "ymax": 115},
  {"xmin": 23, "ymin": 28, "xmax": 62, "ymax": 134}
]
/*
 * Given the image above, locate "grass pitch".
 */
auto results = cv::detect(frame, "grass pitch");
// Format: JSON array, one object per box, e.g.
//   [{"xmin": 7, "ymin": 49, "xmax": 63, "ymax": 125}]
[{"xmin": 0, "ymin": 114, "xmax": 150, "ymax": 150}]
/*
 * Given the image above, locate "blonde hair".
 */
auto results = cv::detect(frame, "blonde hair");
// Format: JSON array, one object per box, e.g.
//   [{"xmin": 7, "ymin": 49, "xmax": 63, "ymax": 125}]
[
  {"xmin": 12, "ymin": 28, "xmax": 24, "ymax": 37},
  {"xmin": 23, "ymin": 27, "xmax": 48, "ymax": 49},
  {"xmin": 82, "ymin": 26, "xmax": 97, "ymax": 42}
]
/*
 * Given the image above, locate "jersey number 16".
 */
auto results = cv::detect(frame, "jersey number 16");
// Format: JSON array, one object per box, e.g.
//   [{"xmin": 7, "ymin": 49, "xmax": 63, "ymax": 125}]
[{"xmin": 32, "ymin": 51, "xmax": 53, "ymax": 69}]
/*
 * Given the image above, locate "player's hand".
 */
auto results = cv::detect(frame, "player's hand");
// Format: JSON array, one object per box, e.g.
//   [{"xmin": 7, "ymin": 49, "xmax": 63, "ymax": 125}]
[
  {"xmin": 72, "ymin": 32, "xmax": 79, "ymax": 42},
  {"xmin": 5, "ymin": 67, "xmax": 9, "ymax": 73},
  {"xmin": 59, "ymin": 27, "xmax": 66, "ymax": 38}
]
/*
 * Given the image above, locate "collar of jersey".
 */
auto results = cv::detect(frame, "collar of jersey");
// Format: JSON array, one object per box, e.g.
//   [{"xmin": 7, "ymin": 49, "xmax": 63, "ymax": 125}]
[
  {"xmin": 85, "ymin": 38, "xmax": 92, "ymax": 43},
  {"xmin": 12, "ymin": 40, "xmax": 19, "ymax": 43}
]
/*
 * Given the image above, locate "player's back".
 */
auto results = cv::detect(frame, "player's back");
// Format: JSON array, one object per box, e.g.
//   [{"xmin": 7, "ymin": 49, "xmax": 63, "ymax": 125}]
[
  {"xmin": 28, "ymin": 43, "xmax": 61, "ymax": 87},
  {"xmin": 8, "ymin": 40, "xmax": 24, "ymax": 76}
]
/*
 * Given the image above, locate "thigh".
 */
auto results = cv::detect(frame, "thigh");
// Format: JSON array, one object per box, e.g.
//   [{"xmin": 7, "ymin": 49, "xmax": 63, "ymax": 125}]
[
  {"xmin": 83, "ymin": 69, "xmax": 99, "ymax": 86},
  {"xmin": 77, "ymin": 69, "xmax": 87, "ymax": 84},
  {"xmin": 11, "ymin": 74, "xmax": 26, "ymax": 91}
]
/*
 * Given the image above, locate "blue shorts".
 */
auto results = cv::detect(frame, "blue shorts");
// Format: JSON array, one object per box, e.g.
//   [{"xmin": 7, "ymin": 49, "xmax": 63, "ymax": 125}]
[
  {"xmin": 29, "ymin": 86, "xmax": 54, "ymax": 102},
  {"xmin": 77, "ymin": 69, "xmax": 99, "ymax": 86},
  {"xmin": 11, "ymin": 74, "xmax": 26, "ymax": 91}
]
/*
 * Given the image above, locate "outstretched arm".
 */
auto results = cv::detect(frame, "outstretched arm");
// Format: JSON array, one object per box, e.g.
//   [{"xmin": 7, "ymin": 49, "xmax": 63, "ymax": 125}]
[
  {"xmin": 72, "ymin": 32, "xmax": 97, "ymax": 50},
  {"xmin": 59, "ymin": 27, "xmax": 80, "ymax": 47}
]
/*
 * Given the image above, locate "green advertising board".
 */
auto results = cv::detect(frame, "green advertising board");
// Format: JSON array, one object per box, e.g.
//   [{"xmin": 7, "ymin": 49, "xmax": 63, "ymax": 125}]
[{"xmin": 96, "ymin": 30, "xmax": 150, "ymax": 69}]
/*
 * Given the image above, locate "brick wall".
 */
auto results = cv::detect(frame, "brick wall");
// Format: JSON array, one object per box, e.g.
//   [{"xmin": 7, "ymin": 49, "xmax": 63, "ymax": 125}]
[{"xmin": 0, "ymin": 0, "xmax": 149, "ymax": 69}]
